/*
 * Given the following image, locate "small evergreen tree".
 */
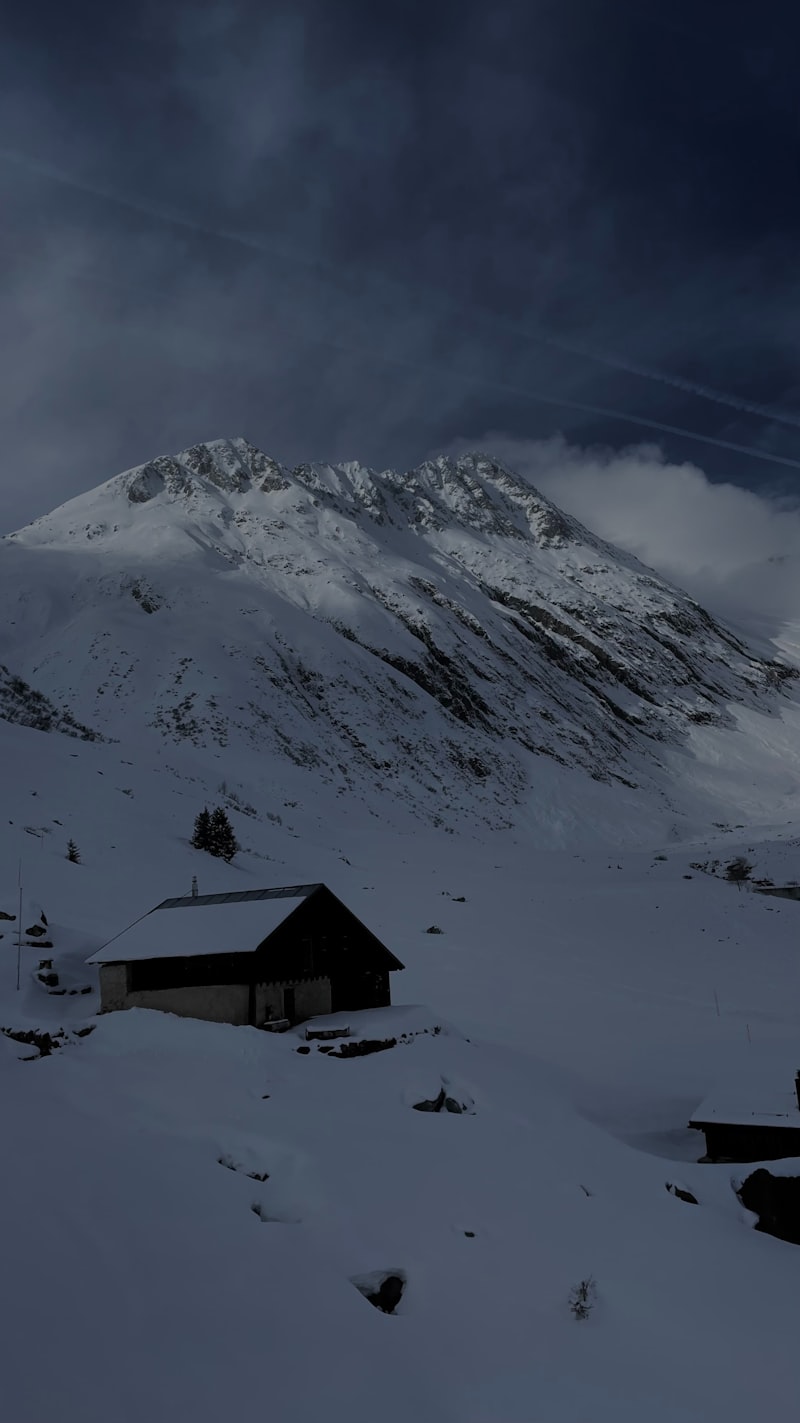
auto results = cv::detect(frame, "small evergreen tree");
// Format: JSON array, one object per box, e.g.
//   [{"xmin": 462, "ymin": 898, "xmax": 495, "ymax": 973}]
[
  {"xmin": 210, "ymin": 806, "xmax": 239, "ymax": 863},
  {"xmin": 191, "ymin": 807, "xmax": 213, "ymax": 852},
  {"xmin": 725, "ymin": 856, "xmax": 753, "ymax": 889},
  {"xmin": 66, "ymin": 839, "xmax": 81, "ymax": 864}
]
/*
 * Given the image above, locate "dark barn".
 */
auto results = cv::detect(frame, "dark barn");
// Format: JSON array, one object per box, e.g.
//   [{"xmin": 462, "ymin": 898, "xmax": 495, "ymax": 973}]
[
  {"xmin": 88, "ymin": 884, "xmax": 404, "ymax": 1027},
  {"xmin": 690, "ymin": 1067, "xmax": 800, "ymax": 1163},
  {"xmin": 754, "ymin": 886, "xmax": 800, "ymax": 903},
  {"xmin": 689, "ymin": 1118, "xmax": 800, "ymax": 1165}
]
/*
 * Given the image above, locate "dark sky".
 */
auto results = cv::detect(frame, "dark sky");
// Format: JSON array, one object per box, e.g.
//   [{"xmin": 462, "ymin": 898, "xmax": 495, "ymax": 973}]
[{"xmin": 2, "ymin": 0, "xmax": 800, "ymax": 530}]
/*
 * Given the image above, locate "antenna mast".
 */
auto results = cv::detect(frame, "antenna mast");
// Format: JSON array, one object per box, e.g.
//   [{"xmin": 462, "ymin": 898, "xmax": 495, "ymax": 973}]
[{"xmin": 16, "ymin": 860, "xmax": 22, "ymax": 992}]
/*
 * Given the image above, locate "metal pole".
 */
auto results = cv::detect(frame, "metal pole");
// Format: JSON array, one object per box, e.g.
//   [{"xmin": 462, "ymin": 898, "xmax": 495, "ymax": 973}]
[{"xmin": 16, "ymin": 860, "xmax": 22, "ymax": 991}]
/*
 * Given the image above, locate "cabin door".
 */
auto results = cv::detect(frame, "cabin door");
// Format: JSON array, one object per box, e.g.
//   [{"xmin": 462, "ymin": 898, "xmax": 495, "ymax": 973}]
[{"xmin": 283, "ymin": 987, "xmax": 296, "ymax": 1023}]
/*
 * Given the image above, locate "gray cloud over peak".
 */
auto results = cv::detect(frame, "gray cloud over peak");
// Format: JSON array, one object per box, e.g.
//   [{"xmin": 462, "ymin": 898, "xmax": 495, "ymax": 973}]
[{"xmin": 444, "ymin": 432, "xmax": 800, "ymax": 645}]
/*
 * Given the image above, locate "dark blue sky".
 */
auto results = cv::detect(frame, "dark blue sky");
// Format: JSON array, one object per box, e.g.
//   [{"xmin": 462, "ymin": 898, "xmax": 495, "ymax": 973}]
[{"xmin": 2, "ymin": 0, "xmax": 800, "ymax": 528}]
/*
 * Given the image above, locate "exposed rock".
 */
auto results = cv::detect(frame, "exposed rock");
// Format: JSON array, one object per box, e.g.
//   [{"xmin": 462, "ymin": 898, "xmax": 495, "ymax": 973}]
[
  {"xmin": 666, "ymin": 1182, "xmax": 698, "ymax": 1205},
  {"xmin": 1, "ymin": 1026, "xmax": 66, "ymax": 1057},
  {"xmin": 413, "ymin": 1086, "xmax": 448, "ymax": 1113},
  {"xmin": 218, "ymin": 1154, "xmax": 269, "ymax": 1182},
  {"xmin": 737, "ymin": 1168, "xmax": 800, "ymax": 1245},
  {"xmin": 351, "ymin": 1270, "xmax": 406, "ymax": 1314},
  {"xmin": 412, "ymin": 1078, "xmax": 474, "ymax": 1114},
  {"xmin": 330, "ymin": 1037, "xmax": 397, "ymax": 1058},
  {"xmin": 0, "ymin": 665, "xmax": 101, "ymax": 742}
]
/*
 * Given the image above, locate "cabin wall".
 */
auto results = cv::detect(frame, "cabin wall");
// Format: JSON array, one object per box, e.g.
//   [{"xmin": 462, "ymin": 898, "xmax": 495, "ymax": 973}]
[
  {"xmin": 98, "ymin": 964, "xmax": 129, "ymax": 1011},
  {"xmin": 331, "ymin": 969, "xmax": 390, "ymax": 1014},
  {"xmin": 100, "ymin": 969, "xmax": 250, "ymax": 1026},
  {"xmin": 254, "ymin": 889, "xmax": 400, "ymax": 986},
  {"xmin": 255, "ymin": 977, "xmax": 332, "ymax": 1024},
  {"xmin": 697, "ymin": 1121, "xmax": 800, "ymax": 1164},
  {"xmin": 100, "ymin": 966, "xmax": 334, "ymax": 1026}
]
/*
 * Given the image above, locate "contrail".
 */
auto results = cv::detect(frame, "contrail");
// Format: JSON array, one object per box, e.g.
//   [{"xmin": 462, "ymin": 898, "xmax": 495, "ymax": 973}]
[
  {"xmin": 0, "ymin": 145, "xmax": 278, "ymax": 258},
  {"xmin": 532, "ymin": 332, "xmax": 800, "ymax": 431},
  {"xmin": 5, "ymin": 143, "xmax": 800, "ymax": 434},
  {"xmin": 358, "ymin": 344, "xmax": 800, "ymax": 474},
  {"xmin": 4, "ymin": 144, "xmax": 800, "ymax": 432},
  {"xmin": 4, "ymin": 145, "xmax": 800, "ymax": 472}
]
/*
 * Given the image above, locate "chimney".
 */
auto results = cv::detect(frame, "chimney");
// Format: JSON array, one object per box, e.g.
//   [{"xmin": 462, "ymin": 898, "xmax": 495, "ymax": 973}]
[{"xmin": 191, "ymin": 876, "xmax": 198, "ymax": 899}]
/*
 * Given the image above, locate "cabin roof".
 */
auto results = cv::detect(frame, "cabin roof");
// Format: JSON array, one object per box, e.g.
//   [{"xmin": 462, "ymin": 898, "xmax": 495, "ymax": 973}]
[
  {"xmin": 86, "ymin": 883, "xmax": 404, "ymax": 971},
  {"xmin": 156, "ymin": 884, "xmax": 322, "ymax": 909},
  {"xmin": 690, "ymin": 1048, "xmax": 800, "ymax": 1130},
  {"xmin": 87, "ymin": 892, "xmax": 312, "ymax": 964}
]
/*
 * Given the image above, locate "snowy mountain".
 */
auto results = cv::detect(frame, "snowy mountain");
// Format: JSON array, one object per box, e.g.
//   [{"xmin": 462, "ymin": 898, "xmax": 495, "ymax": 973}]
[
  {"xmin": 4, "ymin": 439, "xmax": 800, "ymax": 1421},
  {"xmin": 1, "ymin": 436, "xmax": 798, "ymax": 841}
]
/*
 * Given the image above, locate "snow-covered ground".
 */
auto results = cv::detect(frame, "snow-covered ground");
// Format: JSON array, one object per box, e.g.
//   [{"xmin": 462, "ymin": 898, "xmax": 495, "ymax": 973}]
[{"xmin": 2, "ymin": 710, "xmax": 800, "ymax": 1422}]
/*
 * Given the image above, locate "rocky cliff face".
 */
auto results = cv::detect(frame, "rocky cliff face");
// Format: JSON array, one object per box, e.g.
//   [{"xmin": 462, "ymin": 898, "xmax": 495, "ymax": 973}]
[{"xmin": 0, "ymin": 437, "xmax": 797, "ymax": 833}]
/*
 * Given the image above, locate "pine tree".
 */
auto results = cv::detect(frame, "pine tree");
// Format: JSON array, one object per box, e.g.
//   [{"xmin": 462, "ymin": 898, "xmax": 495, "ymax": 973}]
[
  {"xmin": 210, "ymin": 806, "xmax": 239, "ymax": 863},
  {"xmin": 66, "ymin": 839, "xmax": 81, "ymax": 864},
  {"xmin": 725, "ymin": 855, "xmax": 753, "ymax": 890},
  {"xmin": 191, "ymin": 807, "xmax": 212, "ymax": 852}
]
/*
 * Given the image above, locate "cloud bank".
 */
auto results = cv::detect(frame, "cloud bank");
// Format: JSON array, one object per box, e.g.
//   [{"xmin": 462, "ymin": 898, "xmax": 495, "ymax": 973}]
[{"xmin": 446, "ymin": 433, "xmax": 800, "ymax": 645}]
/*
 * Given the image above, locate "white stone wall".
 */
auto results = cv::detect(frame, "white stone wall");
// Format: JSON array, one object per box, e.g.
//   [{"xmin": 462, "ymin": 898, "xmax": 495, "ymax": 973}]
[
  {"xmin": 256, "ymin": 977, "xmax": 331, "ymax": 1024},
  {"xmin": 102, "ymin": 975, "xmax": 251, "ymax": 1025},
  {"xmin": 100, "ymin": 967, "xmax": 332, "ymax": 1026},
  {"xmin": 98, "ymin": 964, "xmax": 129, "ymax": 1011},
  {"xmin": 293, "ymin": 977, "xmax": 332, "ymax": 1021},
  {"xmin": 256, "ymin": 983, "xmax": 285, "ymax": 1022}
]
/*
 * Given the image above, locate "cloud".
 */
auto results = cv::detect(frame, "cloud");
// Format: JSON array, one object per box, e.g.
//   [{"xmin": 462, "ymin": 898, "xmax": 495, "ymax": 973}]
[{"xmin": 445, "ymin": 433, "xmax": 800, "ymax": 643}]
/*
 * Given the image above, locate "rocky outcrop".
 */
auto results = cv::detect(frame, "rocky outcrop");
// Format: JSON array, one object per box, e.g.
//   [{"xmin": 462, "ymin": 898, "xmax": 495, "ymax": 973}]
[
  {"xmin": 351, "ymin": 1270, "xmax": 406, "ymax": 1314},
  {"xmin": 737, "ymin": 1168, "xmax": 800, "ymax": 1245},
  {"xmin": 0, "ymin": 666, "xmax": 101, "ymax": 742}
]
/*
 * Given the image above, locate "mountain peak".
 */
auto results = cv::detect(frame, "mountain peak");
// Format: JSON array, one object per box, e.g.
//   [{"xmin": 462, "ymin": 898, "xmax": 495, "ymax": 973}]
[
  {"xmin": 122, "ymin": 437, "xmax": 285, "ymax": 504},
  {"xmin": 10, "ymin": 438, "xmax": 595, "ymax": 557},
  {"xmin": 2, "ymin": 435, "xmax": 798, "ymax": 838}
]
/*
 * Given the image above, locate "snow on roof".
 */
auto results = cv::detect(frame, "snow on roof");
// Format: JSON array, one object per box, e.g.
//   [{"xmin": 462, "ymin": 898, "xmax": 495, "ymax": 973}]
[
  {"xmin": 690, "ymin": 1049, "xmax": 800, "ymax": 1130},
  {"xmin": 87, "ymin": 892, "xmax": 311, "ymax": 964}
]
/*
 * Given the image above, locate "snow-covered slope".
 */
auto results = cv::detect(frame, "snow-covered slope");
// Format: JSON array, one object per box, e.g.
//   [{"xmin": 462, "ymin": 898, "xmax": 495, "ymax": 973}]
[
  {"xmin": 2, "ymin": 709, "xmax": 800, "ymax": 1423},
  {"xmin": 1, "ymin": 436, "xmax": 798, "ymax": 841}
]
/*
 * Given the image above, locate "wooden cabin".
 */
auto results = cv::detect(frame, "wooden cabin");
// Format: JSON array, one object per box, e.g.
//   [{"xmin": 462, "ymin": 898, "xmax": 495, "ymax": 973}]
[
  {"xmin": 690, "ymin": 1066, "xmax": 800, "ymax": 1163},
  {"xmin": 754, "ymin": 885, "xmax": 800, "ymax": 903},
  {"xmin": 87, "ymin": 884, "xmax": 404, "ymax": 1027}
]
